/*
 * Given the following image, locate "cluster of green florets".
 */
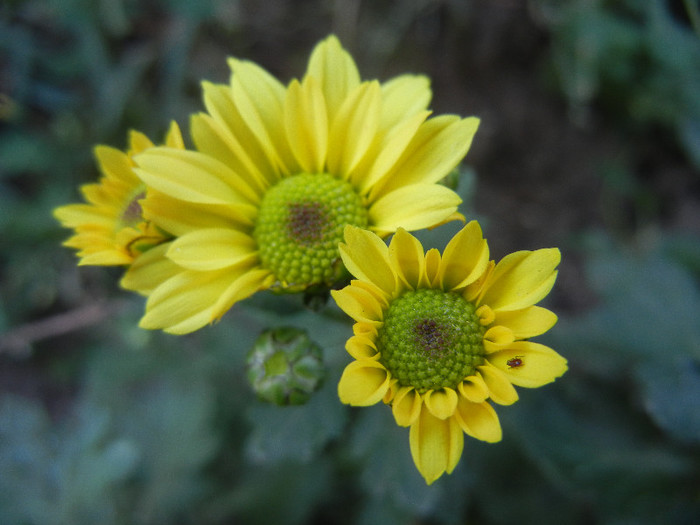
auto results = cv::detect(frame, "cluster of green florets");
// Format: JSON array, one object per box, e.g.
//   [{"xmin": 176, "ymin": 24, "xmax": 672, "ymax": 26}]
[
  {"xmin": 253, "ymin": 173, "xmax": 368, "ymax": 288},
  {"xmin": 377, "ymin": 289, "xmax": 486, "ymax": 392}
]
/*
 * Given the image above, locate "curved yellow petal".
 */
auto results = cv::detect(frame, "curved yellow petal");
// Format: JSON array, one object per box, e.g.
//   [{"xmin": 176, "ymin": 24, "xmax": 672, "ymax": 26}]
[
  {"xmin": 304, "ymin": 34, "xmax": 361, "ymax": 123},
  {"xmin": 337, "ymin": 359, "xmax": 391, "ymax": 406},
  {"xmin": 330, "ymin": 285, "xmax": 385, "ymax": 324},
  {"xmin": 388, "ymin": 228, "xmax": 425, "ymax": 290},
  {"xmin": 493, "ymin": 306, "xmax": 558, "ymax": 339},
  {"xmin": 120, "ymin": 243, "xmax": 180, "ymax": 295},
  {"xmin": 483, "ymin": 325, "xmax": 515, "ymax": 353},
  {"xmin": 479, "ymin": 248, "xmax": 561, "ymax": 311},
  {"xmin": 369, "ymin": 183, "xmax": 461, "ymax": 235},
  {"xmin": 211, "ymin": 268, "xmax": 274, "ymax": 323},
  {"xmin": 371, "ymin": 115, "xmax": 480, "ymax": 199},
  {"xmin": 166, "ymin": 229, "xmax": 257, "ymax": 271},
  {"xmin": 346, "ymin": 334, "xmax": 379, "ymax": 360},
  {"xmin": 424, "ymin": 248, "xmax": 442, "ymax": 288},
  {"xmin": 454, "ymin": 398, "xmax": 502, "ymax": 443},
  {"xmin": 424, "ymin": 388, "xmax": 458, "ymax": 420},
  {"xmin": 438, "ymin": 221, "xmax": 490, "ymax": 291},
  {"xmin": 477, "ymin": 362, "xmax": 519, "ymax": 406},
  {"xmin": 284, "ymin": 77, "xmax": 328, "ymax": 173},
  {"xmin": 487, "ymin": 341, "xmax": 568, "ymax": 388},
  {"xmin": 380, "ymin": 74, "xmax": 432, "ymax": 129},
  {"xmin": 327, "ymin": 81, "xmax": 381, "ymax": 177},
  {"xmin": 338, "ymin": 225, "xmax": 396, "ymax": 294},
  {"xmin": 135, "ymin": 148, "xmax": 258, "ymax": 205},
  {"xmin": 228, "ymin": 57, "xmax": 298, "ymax": 175},
  {"xmin": 409, "ymin": 409, "xmax": 464, "ymax": 485},
  {"xmin": 392, "ymin": 386, "xmax": 422, "ymax": 427},
  {"xmin": 457, "ymin": 374, "xmax": 490, "ymax": 403}
]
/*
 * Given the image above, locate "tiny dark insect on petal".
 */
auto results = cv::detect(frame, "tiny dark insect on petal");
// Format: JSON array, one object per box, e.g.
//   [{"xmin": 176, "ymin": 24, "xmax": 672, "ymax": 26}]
[{"xmin": 507, "ymin": 355, "xmax": 524, "ymax": 369}]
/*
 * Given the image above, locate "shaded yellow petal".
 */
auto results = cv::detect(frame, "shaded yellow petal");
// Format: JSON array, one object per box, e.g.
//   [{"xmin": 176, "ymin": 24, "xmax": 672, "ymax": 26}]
[
  {"xmin": 120, "ymin": 243, "xmax": 180, "ymax": 295},
  {"xmin": 454, "ymin": 398, "xmax": 502, "ymax": 443},
  {"xmin": 284, "ymin": 77, "xmax": 328, "ymax": 173},
  {"xmin": 380, "ymin": 74, "xmax": 432, "ymax": 129},
  {"xmin": 409, "ymin": 409, "xmax": 464, "ymax": 485},
  {"xmin": 166, "ymin": 229, "xmax": 257, "ymax": 271},
  {"xmin": 304, "ymin": 34, "xmax": 361, "ymax": 123},
  {"xmin": 211, "ymin": 268, "xmax": 274, "ymax": 323},
  {"xmin": 369, "ymin": 183, "xmax": 461, "ymax": 235},
  {"xmin": 346, "ymin": 334, "xmax": 379, "ymax": 360},
  {"xmin": 338, "ymin": 225, "xmax": 396, "ymax": 294},
  {"xmin": 135, "ymin": 148, "xmax": 258, "ymax": 205},
  {"xmin": 330, "ymin": 285, "xmax": 385, "ymax": 324},
  {"xmin": 164, "ymin": 121, "xmax": 185, "ymax": 149},
  {"xmin": 477, "ymin": 362, "xmax": 519, "ymax": 406},
  {"xmin": 483, "ymin": 325, "xmax": 515, "ymax": 353},
  {"xmin": 371, "ymin": 115, "xmax": 480, "ymax": 199},
  {"xmin": 487, "ymin": 341, "xmax": 568, "ymax": 388},
  {"xmin": 139, "ymin": 268, "xmax": 242, "ymax": 334},
  {"xmin": 200, "ymin": 81, "xmax": 278, "ymax": 185},
  {"xmin": 424, "ymin": 388, "xmax": 458, "ymax": 420},
  {"xmin": 458, "ymin": 375, "xmax": 490, "ymax": 403},
  {"xmin": 128, "ymin": 129, "xmax": 154, "ymax": 154},
  {"xmin": 438, "ymin": 221, "xmax": 490, "ymax": 291},
  {"xmin": 424, "ymin": 248, "xmax": 442, "ymax": 288},
  {"xmin": 94, "ymin": 145, "xmax": 136, "ymax": 184},
  {"xmin": 388, "ymin": 228, "xmax": 426, "ymax": 290},
  {"xmin": 392, "ymin": 386, "xmax": 422, "ymax": 427},
  {"xmin": 228, "ymin": 57, "xmax": 298, "ymax": 175},
  {"xmin": 337, "ymin": 359, "xmax": 391, "ymax": 406},
  {"xmin": 479, "ymin": 248, "xmax": 561, "ymax": 311},
  {"xmin": 493, "ymin": 306, "xmax": 558, "ymax": 339},
  {"xmin": 328, "ymin": 81, "xmax": 382, "ymax": 177}
]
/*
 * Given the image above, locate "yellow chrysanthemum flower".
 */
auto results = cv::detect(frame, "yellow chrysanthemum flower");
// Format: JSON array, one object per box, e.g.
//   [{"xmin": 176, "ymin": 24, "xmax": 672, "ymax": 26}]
[
  {"xmin": 128, "ymin": 35, "xmax": 480, "ymax": 334},
  {"xmin": 54, "ymin": 122, "xmax": 185, "ymax": 266},
  {"xmin": 331, "ymin": 222, "xmax": 568, "ymax": 485}
]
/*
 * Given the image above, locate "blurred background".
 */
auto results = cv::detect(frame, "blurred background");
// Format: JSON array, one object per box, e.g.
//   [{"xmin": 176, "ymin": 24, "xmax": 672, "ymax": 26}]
[{"xmin": 1, "ymin": 0, "xmax": 699, "ymax": 523}]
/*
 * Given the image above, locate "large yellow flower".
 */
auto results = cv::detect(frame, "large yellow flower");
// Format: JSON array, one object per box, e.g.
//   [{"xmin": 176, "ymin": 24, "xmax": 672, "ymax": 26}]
[
  {"xmin": 130, "ymin": 35, "xmax": 480, "ymax": 334},
  {"xmin": 54, "ymin": 123, "xmax": 184, "ymax": 266},
  {"xmin": 331, "ymin": 222, "xmax": 568, "ymax": 484}
]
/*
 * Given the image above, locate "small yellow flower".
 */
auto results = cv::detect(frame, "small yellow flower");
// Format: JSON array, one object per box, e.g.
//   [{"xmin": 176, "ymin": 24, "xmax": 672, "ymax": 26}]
[
  {"xmin": 54, "ymin": 122, "xmax": 184, "ymax": 266},
  {"xmin": 331, "ymin": 222, "xmax": 568, "ymax": 484},
  {"xmin": 130, "ymin": 35, "xmax": 480, "ymax": 334}
]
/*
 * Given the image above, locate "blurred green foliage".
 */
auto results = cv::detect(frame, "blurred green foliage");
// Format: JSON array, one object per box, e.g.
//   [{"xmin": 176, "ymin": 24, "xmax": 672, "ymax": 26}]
[{"xmin": 1, "ymin": 0, "xmax": 699, "ymax": 524}]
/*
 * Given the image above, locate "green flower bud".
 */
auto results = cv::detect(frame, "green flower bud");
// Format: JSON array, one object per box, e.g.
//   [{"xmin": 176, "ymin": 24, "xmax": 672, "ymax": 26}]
[{"xmin": 246, "ymin": 327, "xmax": 325, "ymax": 405}]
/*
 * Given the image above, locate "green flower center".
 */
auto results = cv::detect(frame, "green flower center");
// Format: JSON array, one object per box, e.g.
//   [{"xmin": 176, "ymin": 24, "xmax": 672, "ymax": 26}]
[
  {"xmin": 253, "ymin": 173, "xmax": 368, "ymax": 288},
  {"xmin": 377, "ymin": 289, "xmax": 486, "ymax": 393}
]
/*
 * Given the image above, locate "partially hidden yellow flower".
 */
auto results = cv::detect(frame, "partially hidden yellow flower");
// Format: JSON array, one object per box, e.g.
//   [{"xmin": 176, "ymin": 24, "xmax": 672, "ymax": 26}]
[
  {"xmin": 53, "ymin": 123, "xmax": 185, "ymax": 266},
  {"xmin": 128, "ymin": 35, "xmax": 480, "ymax": 334},
  {"xmin": 331, "ymin": 222, "xmax": 568, "ymax": 485}
]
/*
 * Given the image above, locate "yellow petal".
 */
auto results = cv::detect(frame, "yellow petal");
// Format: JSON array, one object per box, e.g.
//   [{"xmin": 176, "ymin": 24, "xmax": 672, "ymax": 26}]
[
  {"xmin": 164, "ymin": 121, "xmax": 185, "ymax": 149},
  {"xmin": 166, "ymin": 229, "xmax": 257, "ymax": 271},
  {"xmin": 487, "ymin": 341, "xmax": 568, "ymax": 388},
  {"xmin": 327, "ymin": 81, "xmax": 382, "ymax": 177},
  {"xmin": 483, "ymin": 325, "xmax": 515, "ymax": 353},
  {"xmin": 94, "ymin": 145, "xmax": 135, "ymax": 183},
  {"xmin": 457, "ymin": 375, "xmax": 490, "ymax": 403},
  {"xmin": 128, "ymin": 129, "xmax": 154, "ymax": 154},
  {"xmin": 477, "ymin": 362, "xmax": 519, "ymax": 406},
  {"xmin": 380, "ymin": 74, "xmax": 432, "ymax": 129},
  {"xmin": 424, "ymin": 248, "xmax": 442, "ymax": 288},
  {"xmin": 338, "ymin": 225, "xmax": 396, "ymax": 294},
  {"xmin": 139, "ymin": 268, "xmax": 241, "ymax": 334},
  {"xmin": 120, "ymin": 243, "xmax": 180, "ymax": 295},
  {"xmin": 479, "ymin": 248, "xmax": 561, "ymax": 311},
  {"xmin": 392, "ymin": 386, "xmax": 422, "ymax": 427},
  {"xmin": 200, "ymin": 81, "xmax": 279, "ymax": 185},
  {"xmin": 304, "ymin": 34, "xmax": 361, "ymax": 123},
  {"xmin": 369, "ymin": 183, "xmax": 461, "ymax": 235},
  {"xmin": 493, "ymin": 306, "xmax": 558, "ymax": 339},
  {"xmin": 454, "ymin": 398, "xmax": 502, "ymax": 443},
  {"xmin": 371, "ymin": 115, "xmax": 480, "ymax": 199},
  {"xmin": 135, "ymin": 148, "xmax": 258, "ymax": 205},
  {"xmin": 438, "ymin": 221, "xmax": 490, "ymax": 291},
  {"xmin": 337, "ymin": 359, "xmax": 391, "ymax": 406},
  {"xmin": 211, "ymin": 268, "xmax": 274, "ymax": 322},
  {"xmin": 346, "ymin": 334, "xmax": 379, "ymax": 360},
  {"xmin": 330, "ymin": 285, "xmax": 385, "ymax": 324},
  {"xmin": 388, "ymin": 228, "xmax": 425, "ymax": 290},
  {"xmin": 228, "ymin": 57, "xmax": 298, "ymax": 175},
  {"xmin": 409, "ymin": 409, "xmax": 464, "ymax": 485},
  {"xmin": 284, "ymin": 77, "xmax": 328, "ymax": 173},
  {"xmin": 424, "ymin": 388, "xmax": 459, "ymax": 420}
]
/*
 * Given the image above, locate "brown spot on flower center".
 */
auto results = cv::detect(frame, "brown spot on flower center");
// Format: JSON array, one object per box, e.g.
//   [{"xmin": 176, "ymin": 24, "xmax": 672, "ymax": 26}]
[
  {"xmin": 414, "ymin": 319, "xmax": 450, "ymax": 360},
  {"xmin": 287, "ymin": 202, "xmax": 327, "ymax": 244},
  {"xmin": 122, "ymin": 192, "xmax": 145, "ymax": 225}
]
